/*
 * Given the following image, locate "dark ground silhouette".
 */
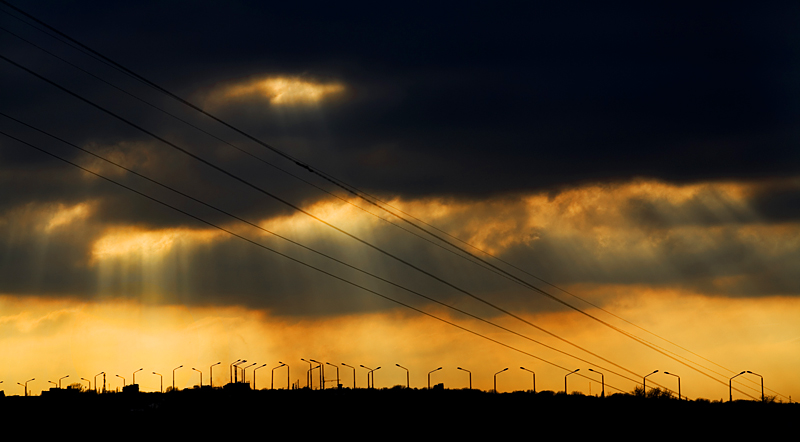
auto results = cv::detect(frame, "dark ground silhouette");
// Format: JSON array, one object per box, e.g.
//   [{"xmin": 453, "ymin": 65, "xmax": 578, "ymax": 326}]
[{"xmin": 1, "ymin": 386, "xmax": 794, "ymax": 437}]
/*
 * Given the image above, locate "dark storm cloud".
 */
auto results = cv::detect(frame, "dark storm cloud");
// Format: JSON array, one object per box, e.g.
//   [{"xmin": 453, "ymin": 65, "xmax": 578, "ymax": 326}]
[
  {"xmin": 1, "ymin": 1, "xmax": 799, "ymax": 203},
  {"xmin": 2, "ymin": 1, "xmax": 800, "ymax": 314}
]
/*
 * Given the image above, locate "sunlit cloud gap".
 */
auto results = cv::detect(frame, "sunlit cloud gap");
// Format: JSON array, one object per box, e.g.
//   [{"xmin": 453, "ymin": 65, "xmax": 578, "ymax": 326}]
[
  {"xmin": 216, "ymin": 76, "xmax": 345, "ymax": 106},
  {"xmin": 0, "ymin": 133, "xmax": 642, "ymax": 395},
  {"xmin": 0, "ymin": 122, "xmax": 653, "ymax": 393},
  {"xmin": 0, "ymin": 4, "xmax": 780, "ymax": 399},
  {"xmin": 0, "ymin": 56, "xmax": 680, "ymax": 394}
]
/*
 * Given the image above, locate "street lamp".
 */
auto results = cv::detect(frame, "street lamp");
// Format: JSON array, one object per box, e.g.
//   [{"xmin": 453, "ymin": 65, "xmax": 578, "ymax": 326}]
[
  {"xmin": 308, "ymin": 364, "xmax": 320, "ymax": 390},
  {"xmin": 209, "ymin": 362, "xmax": 221, "ymax": 388},
  {"xmin": 192, "ymin": 367, "xmax": 203, "ymax": 387},
  {"xmin": 747, "ymin": 371, "xmax": 764, "ymax": 402},
  {"xmin": 58, "ymin": 375, "xmax": 69, "ymax": 389},
  {"xmin": 301, "ymin": 359, "xmax": 313, "ymax": 389},
  {"xmin": 279, "ymin": 361, "xmax": 290, "ymax": 390},
  {"xmin": 643, "ymin": 370, "xmax": 658, "ymax": 396},
  {"xmin": 360, "ymin": 365, "xmax": 374, "ymax": 389},
  {"xmin": 153, "ymin": 372, "xmax": 163, "ymax": 393},
  {"xmin": 94, "ymin": 372, "xmax": 104, "ymax": 393},
  {"xmin": 729, "ymin": 371, "xmax": 746, "ymax": 402},
  {"xmin": 253, "ymin": 364, "xmax": 267, "ymax": 390},
  {"xmin": 369, "ymin": 367, "xmax": 381, "ymax": 389},
  {"xmin": 172, "ymin": 365, "xmax": 183, "ymax": 392},
  {"xmin": 81, "ymin": 377, "xmax": 91, "ymax": 392},
  {"xmin": 664, "ymin": 372, "xmax": 681, "ymax": 400},
  {"xmin": 428, "ymin": 367, "xmax": 443, "ymax": 389},
  {"xmin": 132, "ymin": 368, "xmax": 143, "ymax": 386},
  {"xmin": 310, "ymin": 359, "xmax": 325, "ymax": 390},
  {"xmin": 229, "ymin": 359, "xmax": 242, "ymax": 384},
  {"xmin": 494, "ymin": 368, "xmax": 508, "ymax": 393},
  {"xmin": 396, "ymin": 364, "xmax": 409, "ymax": 389},
  {"xmin": 18, "ymin": 378, "xmax": 34, "ymax": 396},
  {"xmin": 233, "ymin": 360, "xmax": 247, "ymax": 384},
  {"xmin": 326, "ymin": 363, "xmax": 340, "ymax": 389},
  {"xmin": 520, "ymin": 367, "xmax": 536, "ymax": 393},
  {"xmin": 342, "ymin": 363, "xmax": 356, "ymax": 389},
  {"xmin": 588, "ymin": 368, "xmax": 604, "ymax": 397},
  {"xmin": 116, "ymin": 375, "xmax": 125, "ymax": 390},
  {"xmin": 457, "ymin": 367, "xmax": 472, "ymax": 390},
  {"xmin": 272, "ymin": 363, "xmax": 286, "ymax": 390},
  {"xmin": 242, "ymin": 362, "xmax": 258, "ymax": 385},
  {"xmin": 564, "ymin": 368, "xmax": 579, "ymax": 394}
]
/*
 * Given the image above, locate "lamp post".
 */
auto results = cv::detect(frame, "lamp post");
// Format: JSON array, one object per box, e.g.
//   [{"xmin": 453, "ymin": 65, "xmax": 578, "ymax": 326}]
[
  {"xmin": 396, "ymin": 364, "xmax": 409, "ymax": 389},
  {"xmin": 81, "ymin": 377, "xmax": 91, "ymax": 392},
  {"xmin": 116, "ymin": 375, "xmax": 125, "ymax": 390},
  {"xmin": 192, "ymin": 367, "xmax": 202, "ymax": 387},
  {"xmin": 729, "ymin": 371, "xmax": 746, "ymax": 402},
  {"xmin": 242, "ymin": 362, "xmax": 257, "ymax": 386},
  {"xmin": 94, "ymin": 372, "xmax": 104, "ymax": 393},
  {"xmin": 301, "ymin": 359, "xmax": 313, "ymax": 389},
  {"xmin": 233, "ymin": 360, "xmax": 247, "ymax": 383},
  {"xmin": 747, "ymin": 371, "xmax": 764, "ymax": 402},
  {"xmin": 132, "ymin": 368, "xmax": 143, "ymax": 386},
  {"xmin": 368, "ymin": 367, "xmax": 381, "ymax": 389},
  {"xmin": 253, "ymin": 364, "xmax": 267, "ymax": 390},
  {"xmin": 664, "ymin": 372, "xmax": 681, "ymax": 400},
  {"xmin": 48, "ymin": 381, "xmax": 57, "ymax": 389},
  {"xmin": 58, "ymin": 375, "xmax": 69, "ymax": 389},
  {"xmin": 342, "ymin": 363, "xmax": 356, "ymax": 389},
  {"xmin": 153, "ymin": 372, "xmax": 163, "ymax": 393},
  {"xmin": 308, "ymin": 365, "xmax": 319, "ymax": 390},
  {"xmin": 494, "ymin": 368, "xmax": 508, "ymax": 393},
  {"xmin": 520, "ymin": 367, "xmax": 536, "ymax": 393},
  {"xmin": 564, "ymin": 368, "xmax": 579, "ymax": 394},
  {"xmin": 18, "ymin": 378, "xmax": 34, "ymax": 396},
  {"xmin": 588, "ymin": 368, "xmax": 604, "ymax": 397},
  {"xmin": 172, "ymin": 365, "xmax": 182, "ymax": 392},
  {"xmin": 272, "ymin": 363, "xmax": 286, "ymax": 390},
  {"xmin": 280, "ymin": 361, "xmax": 290, "ymax": 390},
  {"xmin": 327, "ymin": 363, "xmax": 340, "ymax": 388},
  {"xmin": 360, "ymin": 365, "xmax": 374, "ymax": 389},
  {"xmin": 457, "ymin": 367, "xmax": 472, "ymax": 390},
  {"xmin": 643, "ymin": 370, "xmax": 658, "ymax": 396},
  {"xmin": 310, "ymin": 359, "xmax": 325, "ymax": 390},
  {"xmin": 428, "ymin": 367, "xmax": 443, "ymax": 389},
  {"xmin": 229, "ymin": 359, "xmax": 242, "ymax": 384},
  {"xmin": 209, "ymin": 362, "xmax": 221, "ymax": 388}
]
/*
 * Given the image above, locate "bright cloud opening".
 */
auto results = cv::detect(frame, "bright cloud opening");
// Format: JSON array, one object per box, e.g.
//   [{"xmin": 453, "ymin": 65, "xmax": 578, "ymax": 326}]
[{"xmin": 219, "ymin": 76, "xmax": 345, "ymax": 106}]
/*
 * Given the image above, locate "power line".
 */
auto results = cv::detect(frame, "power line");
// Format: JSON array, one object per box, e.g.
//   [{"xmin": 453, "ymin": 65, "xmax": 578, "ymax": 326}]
[
  {"xmin": 1, "ymin": 52, "xmax": 672, "ymax": 393},
  {"xmin": 0, "ymin": 113, "xmax": 651, "ymax": 390},
  {"xmin": 0, "ymin": 1, "xmax": 775, "ymax": 399},
  {"xmin": 0, "ymin": 128, "xmax": 632, "ymax": 395}
]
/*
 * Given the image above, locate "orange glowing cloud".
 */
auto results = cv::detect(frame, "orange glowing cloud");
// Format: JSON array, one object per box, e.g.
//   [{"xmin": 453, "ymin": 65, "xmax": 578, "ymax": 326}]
[{"xmin": 211, "ymin": 76, "xmax": 345, "ymax": 106}]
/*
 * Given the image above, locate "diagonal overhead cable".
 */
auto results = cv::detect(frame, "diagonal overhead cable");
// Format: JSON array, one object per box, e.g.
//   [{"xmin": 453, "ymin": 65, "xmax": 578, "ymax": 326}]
[
  {"xmin": 0, "ymin": 53, "xmax": 663, "ymax": 389},
  {"xmin": 0, "ymin": 128, "xmax": 634, "ymax": 395},
  {"xmin": 0, "ymin": 112, "xmax": 651, "ymax": 390},
  {"xmin": 0, "ymin": 1, "xmax": 779, "ymax": 399}
]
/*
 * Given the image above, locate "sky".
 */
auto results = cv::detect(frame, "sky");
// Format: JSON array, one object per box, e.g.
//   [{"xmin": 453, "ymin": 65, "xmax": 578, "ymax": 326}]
[{"xmin": 1, "ymin": 1, "xmax": 800, "ymax": 399}]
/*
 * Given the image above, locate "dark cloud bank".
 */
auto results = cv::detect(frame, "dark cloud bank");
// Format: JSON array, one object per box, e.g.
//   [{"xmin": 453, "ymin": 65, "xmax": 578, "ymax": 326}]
[{"xmin": 2, "ymin": 1, "xmax": 800, "ymax": 313}]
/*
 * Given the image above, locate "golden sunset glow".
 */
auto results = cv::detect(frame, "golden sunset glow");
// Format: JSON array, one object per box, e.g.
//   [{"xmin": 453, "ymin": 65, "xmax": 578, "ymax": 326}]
[
  {"xmin": 1, "ymin": 291, "xmax": 798, "ymax": 399},
  {"xmin": 1, "ymin": 178, "xmax": 798, "ymax": 399}
]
